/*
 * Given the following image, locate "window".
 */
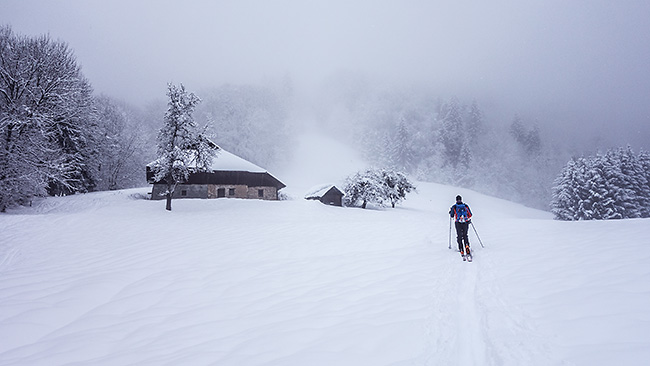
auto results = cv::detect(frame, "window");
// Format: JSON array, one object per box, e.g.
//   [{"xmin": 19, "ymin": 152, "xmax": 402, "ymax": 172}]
[
  {"xmin": 181, "ymin": 190, "xmax": 187, "ymax": 197},
  {"xmin": 229, "ymin": 188, "xmax": 235, "ymax": 196},
  {"xmin": 258, "ymin": 189, "xmax": 264, "ymax": 198},
  {"xmin": 217, "ymin": 188, "xmax": 226, "ymax": 198}
]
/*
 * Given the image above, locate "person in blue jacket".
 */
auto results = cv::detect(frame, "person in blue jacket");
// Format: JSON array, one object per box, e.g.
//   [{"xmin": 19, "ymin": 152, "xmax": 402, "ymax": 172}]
[{"xmin": 450, "ymin": 195, "xmax": 472, "ymax": 257}]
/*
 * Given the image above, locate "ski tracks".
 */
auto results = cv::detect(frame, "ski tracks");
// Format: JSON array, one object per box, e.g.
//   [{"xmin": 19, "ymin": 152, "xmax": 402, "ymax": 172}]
[
  {"xmin": 421, "ymin": 246, "xmax": 563, "ymax": 366},
  {"xmin": 469, "ymin": 250, "xmax": 566, "ymax": 366},
  {"xmin": 456, "ymin": 261, "xmax": 487, "ymax": 365},
  {"xmin": 420, "ymin": 249, "xmax": 486, "ymax": 365}
]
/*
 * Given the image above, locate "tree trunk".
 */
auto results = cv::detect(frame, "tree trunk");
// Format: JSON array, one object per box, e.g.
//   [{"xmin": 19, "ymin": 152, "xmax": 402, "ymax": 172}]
[
  {"xmin": 165, "ymin": 182, "xmax": 173, "ymax": 211},
  {"xmin": 166, "ymin": 192, "xmax": 172, "ymax": 211},
  {"xmin": 362, "ymin": 200, "xmax": 367, "ymax": 209}
]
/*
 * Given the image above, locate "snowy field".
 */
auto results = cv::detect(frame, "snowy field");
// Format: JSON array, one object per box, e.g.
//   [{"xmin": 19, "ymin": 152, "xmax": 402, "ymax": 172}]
[
  {"xmin": 1, "ymin": 181, "xmax": 649, "ymax": 366},
  {"xmin": 1, "ymin": 134, "xmax": 650, "ymax": 365}
]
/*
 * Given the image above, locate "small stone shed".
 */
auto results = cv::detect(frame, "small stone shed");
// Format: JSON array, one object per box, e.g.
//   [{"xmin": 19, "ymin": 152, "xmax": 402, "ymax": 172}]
[
  {"xmin": 305, "ymin": 184, "xmax": 344, "ymax": 207},
  {"xmin": 146, "ymin": 148, "xmax": 285, "ymax": 201}
]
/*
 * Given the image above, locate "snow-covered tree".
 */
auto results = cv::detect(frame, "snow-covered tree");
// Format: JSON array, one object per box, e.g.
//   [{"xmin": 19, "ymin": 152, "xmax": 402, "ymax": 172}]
[
  {"xmin": 551, "ymin": 147, "xmax": 650, "ymax": 220},
  {"xmin": 638, "ymin": 150, "xmax": 650, "ymax": 217},
  {"xmin": 600, "ymin": 149, "xmax": 632, "ymax": 218},
  {"xmin": 387, "ymin": 116, "xmax": 415, "ymax": 172},
  {"xmin": 438, "ymin": 97, "xmax": 468, "ymax": 169},
  {"xmin": 0, "ymin": 26, "xmax": 96, "ymax": 210},
  {"xmin": 380, "ymin": 170, "xmax": 416, "ymax": 208},
  {"xmin": 585, "ymin": 155, "xmax": 618, "ymax": 220},
  {"xmin": 343, "ymin": 168, "xmax": 415, "ymax": 209},
  {"xmin": 91, "ymin": 96, "xmax": 148, "ymax": 191},
  {"xmin": 617, "ymin": 146, "xmax": 646, "ymax": 218},
  {"xmin": 551, "ymin": 158, "xmax": 580, "ymax": 220},
  {"xmin": 149, "ymin": 83, "xmax": 214, "ymax": 211},
  {"xmin": 466, "ymin": 100, "xmax": 484, "ymax": 144},
  {"xmin": 343, "ymin": 169, "xmax": 388, "ymax": 209},
  {"xmin": 509, "ymin": 115, "xmax": 526, "ymax": 144},
  {"xmin": 195, "ymin": 84, "xmax": 291, "ymax": 170},
  {"xmin": 510, "ymin": 115, "xmax": 541, "ymax": 155}
]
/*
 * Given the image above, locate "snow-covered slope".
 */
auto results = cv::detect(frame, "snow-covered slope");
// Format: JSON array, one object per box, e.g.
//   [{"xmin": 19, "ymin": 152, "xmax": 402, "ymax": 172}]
[{"xmin": 1, "ymin": 180, "xmax": 649, "ymax": 365}]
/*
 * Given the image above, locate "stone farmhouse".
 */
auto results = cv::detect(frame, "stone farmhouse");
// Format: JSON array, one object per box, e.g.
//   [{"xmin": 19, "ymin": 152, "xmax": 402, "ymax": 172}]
[{"xmin": 146, "ymin": 147, "xmax": 285, "ymax": 201}]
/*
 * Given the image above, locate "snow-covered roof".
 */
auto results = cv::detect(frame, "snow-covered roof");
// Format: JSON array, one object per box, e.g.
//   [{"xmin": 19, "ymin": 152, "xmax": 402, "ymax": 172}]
[
  {"xmin": 304, "ymin": 184, "xmax": 343, "ymax": 199},
  {"xmin": 148, "ymin": 146, "xmax": 268, "ymax": 174},
  {"xmin": 209, "ymin": 148, "xmax": 266, "ymax": 173},
  {"xmin": 146, "ymin": 143, "xmax": 285, "ymax": 188}
]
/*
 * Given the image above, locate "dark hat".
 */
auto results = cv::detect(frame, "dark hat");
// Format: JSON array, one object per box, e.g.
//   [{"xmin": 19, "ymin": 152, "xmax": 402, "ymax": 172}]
[{"xmin": 456, "ymin": 195, "xmax": 462, "ymax": 202}]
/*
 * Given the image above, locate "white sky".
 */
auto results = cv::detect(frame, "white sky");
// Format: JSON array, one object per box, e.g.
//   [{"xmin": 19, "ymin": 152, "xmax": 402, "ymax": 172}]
[{"xmin": 3, "ymin": 0, "xmax": 650, "ymax": 148}]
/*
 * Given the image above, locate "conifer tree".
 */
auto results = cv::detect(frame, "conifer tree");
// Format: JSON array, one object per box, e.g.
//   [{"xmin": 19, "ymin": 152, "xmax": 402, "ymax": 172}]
[
  {"xmin": 619, "ymin": 146, "xmax": 645, "ymax": 218},
  {"xmin": 438, "ymin": 97, "xmax": 467, "ymax": 169},
  {"xmin": 389, "ymin": 117, "xmax": 415, "ymax": 172},
  {"xmin": 552, "ymin": 147, "xmax": 650, "ymax": 220},
  {"xmin": 587, "ymin": 154, "xmax": 619, "ymax": 220},
  {"xmin": 634, "ymin": 150, "xmax": 650, "ymax": 218},
  {"xmin": 467, "ymin": 100, "xmax": 483, "ymax": 144},
  {"xmin": 551, "ymin": 158, "xmax": 580, "ymax": 220}
]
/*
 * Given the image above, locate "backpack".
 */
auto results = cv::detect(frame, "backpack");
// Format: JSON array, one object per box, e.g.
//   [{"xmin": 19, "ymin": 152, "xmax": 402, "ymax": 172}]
[{"xmin": 455, "ymin": 203, "xmax": 469, "ymax": 223}]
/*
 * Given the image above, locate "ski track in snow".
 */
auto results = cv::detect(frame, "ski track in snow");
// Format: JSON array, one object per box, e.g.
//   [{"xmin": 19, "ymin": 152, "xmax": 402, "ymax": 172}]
[
  {"xmin": 456, "ymin": 259, "xmax": 485, "ymax": 365},
  {"xmin": 1, "ymin": 182, "xmax": 649, "ymax": 365},
  {"xmin": 421, "ymin": 242, "xmax": 559, "ymax": 366}
]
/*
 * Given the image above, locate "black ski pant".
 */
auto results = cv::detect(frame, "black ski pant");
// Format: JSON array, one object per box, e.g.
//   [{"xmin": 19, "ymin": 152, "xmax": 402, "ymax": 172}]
[{"xmin": 455, "ymin": 221, "xmax": 470, "ymax": 252}]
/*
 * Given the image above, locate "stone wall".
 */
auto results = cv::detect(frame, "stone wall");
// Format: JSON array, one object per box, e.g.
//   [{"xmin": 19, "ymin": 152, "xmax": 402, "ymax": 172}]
[
  {"xmin": 246, "ymin": 186, "xmax": 278, "ymax": 200},
  {"xmin": 150, "ymin": 184, "xmax": 279, "ymax": 200}
]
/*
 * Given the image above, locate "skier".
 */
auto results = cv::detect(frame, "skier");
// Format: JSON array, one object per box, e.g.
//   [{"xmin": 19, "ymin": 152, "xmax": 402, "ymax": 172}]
[{"xmin": 450, "ymin": 195, "xmax": 472, "ymax": 260}]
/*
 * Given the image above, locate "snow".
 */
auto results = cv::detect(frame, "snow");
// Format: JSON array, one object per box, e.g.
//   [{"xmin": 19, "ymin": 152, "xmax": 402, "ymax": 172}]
[
  {"xmin": 149, "ymin": 147, "xmax": 270, "ymax": 173},
  {"xmin": 1, "ymin": 135, "xmax": 650, "ymax": 365},
  {"xmin": 208, "ymin": 148, "xmax": 268, "ymax": 173}
]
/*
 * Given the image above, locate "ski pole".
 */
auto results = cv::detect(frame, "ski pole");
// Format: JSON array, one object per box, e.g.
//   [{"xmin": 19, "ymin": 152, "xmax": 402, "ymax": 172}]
[
  {"xmin": 448, "ymin": 217, "xmax": 452, "ymax": 249},
  {"xmin": 470, "ymin": 221, "xmax": 485, "ymax": 248}
]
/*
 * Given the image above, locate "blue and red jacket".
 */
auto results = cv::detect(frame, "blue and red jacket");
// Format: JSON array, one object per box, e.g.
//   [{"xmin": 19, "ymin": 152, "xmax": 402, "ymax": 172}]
[{"xmin": 450, "ymin": 202, "xmax": 472, "ymax": 223}]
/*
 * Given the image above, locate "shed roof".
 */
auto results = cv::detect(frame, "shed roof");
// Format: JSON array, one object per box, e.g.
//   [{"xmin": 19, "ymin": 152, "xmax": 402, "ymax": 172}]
[{"xmin": 304, "ymin": 184, "xmax": 344, "ymax": 199}]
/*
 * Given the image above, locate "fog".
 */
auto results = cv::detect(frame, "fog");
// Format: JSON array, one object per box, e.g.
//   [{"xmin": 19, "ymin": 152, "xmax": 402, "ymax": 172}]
[{"xmin": 3, "ymin": 0, "xmax": 650, "ymax": 149}]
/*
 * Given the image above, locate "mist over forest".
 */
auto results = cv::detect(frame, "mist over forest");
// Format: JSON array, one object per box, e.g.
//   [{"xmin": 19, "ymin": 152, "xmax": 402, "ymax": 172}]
[
  {"xmin": 0, "ymin": 21, "xmax": 646, "ymax": 211},
  {"xmin": 153, "ymin": 73, "xmax": 645, "ymax": 210},
  {"xmin": 2, "ymin": 1, "xmax": 650, "ymax": 213}
]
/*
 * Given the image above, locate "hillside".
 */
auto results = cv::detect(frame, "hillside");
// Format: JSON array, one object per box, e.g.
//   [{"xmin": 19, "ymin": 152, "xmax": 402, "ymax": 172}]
[{"xmin": 1, "ymin": 179, "xmax": 649, "ymax": 365}]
